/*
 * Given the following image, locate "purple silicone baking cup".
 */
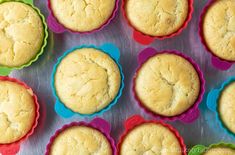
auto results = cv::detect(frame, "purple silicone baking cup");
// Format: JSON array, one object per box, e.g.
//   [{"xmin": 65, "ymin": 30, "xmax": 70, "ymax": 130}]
[
  {"xmin": 45, "ymin": 118, "xmax": 116, "ymax": 155},
  {"xmin": 132, "ymin": 47, "xmax": 205, "ymax": 123},
  {"xmin": 47, "ymin": 0, "xmax": 119, "ymax": 34},
  {"xmin": 199, "ymin": 0, "xmax": 234, "ymax": 70}
]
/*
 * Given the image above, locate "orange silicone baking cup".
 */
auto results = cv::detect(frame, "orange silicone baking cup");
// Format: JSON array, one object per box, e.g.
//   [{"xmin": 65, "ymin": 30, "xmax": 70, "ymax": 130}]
[
  {"xmin": 0, "ymin": 76, "xmax": 40, "ymax": 155},
  {"xmin": 117, "ymin": 115, "xmax": 187, "ymax": 155},
  {"xmin": 121, "ymin": 0, "xmax": 194, "ymax": 45}
]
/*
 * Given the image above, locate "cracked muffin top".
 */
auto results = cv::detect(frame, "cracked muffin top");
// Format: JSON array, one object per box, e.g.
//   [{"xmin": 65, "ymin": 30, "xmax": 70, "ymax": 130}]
[
  {"xmin": 219, "ymin": 81, "xmax": 235, "ymax": 134},
  {"xmin": 203, "ymin": 147, "xmax": 235, "ymax": 155},
  {"xmin": 125, "ymin": 0, "xmax": 189, "ymax": 36},
  {"xmin": 54, "ymin": 48, "xmax": 121, "ymax": 115},
  {"xmin": 120, "ymin": 123, "xmax": 182, "ymax": 155},
  {"xmin": 50, "ymin": 0, "xmax": 116, "ymax": 32},
  {"xmin": 0, "ymin": 2, "xmax": 44, "ymax": 67},
  {"xmin": 135, "ymin": 53, "xmax": 200, "ymax": 117},
  {"xmin": 50, "ymin": 126, "xmax": 112, "ymax": 155},
  {"xmin": 0, "ymin": 80, "xmax": 36, "ymax": 144},
  {"xmin": 203, "ymin": 0, "xmax": 235, "ymax": 61}
]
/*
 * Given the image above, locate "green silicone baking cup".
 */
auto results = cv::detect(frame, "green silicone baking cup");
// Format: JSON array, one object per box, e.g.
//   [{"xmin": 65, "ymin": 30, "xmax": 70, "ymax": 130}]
[
  {"xmin": 0, "ymin": 0, "xmax": 48, "ymax": 76},
  {"xmin": 189, "ymin": 142, "xmax": 235, "ymax": 155}
]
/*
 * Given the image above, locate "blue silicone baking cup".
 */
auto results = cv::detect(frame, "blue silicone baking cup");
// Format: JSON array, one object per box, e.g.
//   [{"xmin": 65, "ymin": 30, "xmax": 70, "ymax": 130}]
[
  {"xmin": 51, "ymin": 43, "xmax": 124, "ymax": 118},
  {"xmin": 207, "ymin": 76, "xmax": 235, "ymax": 137}
]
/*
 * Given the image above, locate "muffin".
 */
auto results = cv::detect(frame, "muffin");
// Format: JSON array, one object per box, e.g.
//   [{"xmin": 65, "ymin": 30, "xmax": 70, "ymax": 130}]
[
  {"xmin": 0, "ymin": 80, "xmax": 36, "ymax": 144},
  {"xmin": 0, "ymin": 2, "xmax": 44, "ymax": 67},
  {"xmin": 54, "ymin": 48, "xmax": 121, "ymax": 115},
  {"xmin": 50, "ymin": 0, "xmax": 116, "ymax": 32},
  {"xmin": 203, "ymin": 147, "xmax": 235, "ymax": 155},
  {"xmin": 49, "ymin": 126, "xmax": 112, "ymax": 155},
  {"xmin": 120, "ymin": 122, "xmax": 182, "ymax": 155},
  {"xmin": 134, "ymin": 53, "xmax": 200, "ymax": 117},
  {"xmin": 218, "ymin": 81, "xmax": 235, "ymax": 134},
  {"xmin": 125, "ymin": 0, "xmax": 189, "ymax": 36},
  {"xmin": 202, "ymin": 0, "xmax": 235, "ymax": 61}
]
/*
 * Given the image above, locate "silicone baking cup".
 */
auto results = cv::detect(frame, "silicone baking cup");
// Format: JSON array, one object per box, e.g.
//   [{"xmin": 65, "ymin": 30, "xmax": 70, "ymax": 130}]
[
  {"xmin": 0, "ymin": 0, "xmax": 48, "ymax": 76},
  {"xmin": 133, "ymin": 47, "xmax": 205, "ymax": 123},
  {"xmin": 47, "ymin": 0, "xmax": 119, "ymax": 34},
  {"xmin": 0, "ymin": 76, "xmax": 39, "ymax": 155},
  {"xmin": 45, "ymin": 118, "xmax": 116, "ymax": 155},
  {"xmin": 51, "ymin": 43, "xmax": 124, "ymax": 118},
  {"xmin": 207, "ymin": 76, "xmax": 235, "ymax": 137},
  {"xmin": 189, "ymin": 142, "xmax": 235, "ymax": 155},
  {"xmin": 117, "ymin": 115, "xmax": 187, "ymax": 155},
  {"xmin": 121, "ymin": 0, "xmax": 194, "ymax": 45},
  {"xmin": 199, "ymin": 0, "xmax": 234, "ymax": 71}
]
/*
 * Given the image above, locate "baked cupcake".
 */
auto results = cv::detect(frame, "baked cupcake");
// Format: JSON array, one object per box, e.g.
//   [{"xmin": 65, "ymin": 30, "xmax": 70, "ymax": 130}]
[
  {"xmin": 118, "ymin": 115, "xmax": 186, "ymax": 155},
  {"xmin": 189, "ymin": 143, "xmax": 235, "ymax": 155},
  {"xmin": 54, "ymin": 47, "xmax": 121, "ymax": 115},
  {"xmin": 218, "ymin": 81, "xmax": 235, "ymax": 134},
  {"xmin": 204, "ymin": 147, "xmax": 235, "ymax": 155},
  {"xmin": 201, "ymin": 0, "xmax": 235, "ymax": 61},
  {"xmin": 124, "ymin": 0, "xmax": 189, "ymax": 36},
  {"xmin": 49, "ymin": 0, "xmax": 117, "ymax": 32},
  {"xmin": 46, "ymin": 119, "xmax": 115, "ymax": 155},
  {"xmin": 0, "ymin": 1, "xmax": 45, "ymax": 67},
  {"xmin": 49, "ymin": 126, "xmax": 112, "ymax": 155},
  {"xmin": 134, "ymin": 53, "xmax": 200, "ymax": 117},
  {"xmin": 207, "ymin": 77, "xmax": 235, "ymax": 136},
  {"xmin": 0, "ymin": 79, "xmax": 37, "ymax": 144}
]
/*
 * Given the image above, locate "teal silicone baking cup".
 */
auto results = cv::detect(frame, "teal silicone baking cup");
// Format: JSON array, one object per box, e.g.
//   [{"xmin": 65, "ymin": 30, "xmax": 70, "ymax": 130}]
[
  {"xmin": 189, "ymin": 143, "xmax": 235, "ymax": 155},
  {"xmin": 51, "ymin": 43, "xmax": 125, "ymax": 118},
  {"xmin": 0, "ymin": 0, "xmax": 48, "ymax": 76},
  {"xmin": 207, "ymin": 76, "xmax": 235, "ymax": 138}
]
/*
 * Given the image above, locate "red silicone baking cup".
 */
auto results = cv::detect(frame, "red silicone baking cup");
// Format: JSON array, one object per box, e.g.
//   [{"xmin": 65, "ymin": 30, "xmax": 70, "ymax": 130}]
[
  {"xmin": 47, "ymin": 0, "xmax": 119, "ymax": 34},
  {"xmin": 45, "ymin": 118, "xmax": 116, "ymax": 155},
  {"xmin": 121, "ymin": 0, "xmax": 194, "ymax": 45},
  {"xmin": 0, "ymin": 76, "xmax": 40, "ymax": 155},
  {"xmin": 199, "ymin": 0, "xmax": 234, "ymax": 70},
  {"xmin": 117, "ymin": 115, "xmax": 187, "ymax": 155},
  {"xmin": 132, "ymin": 47, "xmax": 205, "ymax": 123}
]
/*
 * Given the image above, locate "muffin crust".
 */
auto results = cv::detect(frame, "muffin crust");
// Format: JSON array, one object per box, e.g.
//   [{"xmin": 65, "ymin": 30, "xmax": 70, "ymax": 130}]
[
  {"xmin": 120, "ymin": 123, "xmax": 182, "ymax": 155},
  {"xmin": 219, "ymin": 81, "xmax": 235, "ymax": 134},
  {"xmin": 135, "ymin": 53, "xmax": 200, "ymax": 116},
  {"xmin": 0, "ymin": 2, "xmax": 44, "ymax": 67},
  {"xmin": 50, "ymin": 126, "xmax": 112, "ymax": 155},
  {"xmin": 55, "ymin": 48, "xmax": 121, "ymax": 114},
  {"xmin": 0, "ymin": 81, "xmax": 36, "ymax": 144},
  {"xmin": 203, "ymin": 0, "xmax": 235, "ymax": 61},
  {"xmin": 125, "ymin": 0, "xmax": 189, "ymax": 36},
  {"xmin": 50, "ymin": 0, "xmax": 116, "ymax": 32},
  {"xmin": 203, "ymin": 147, "xmax": 235, "ymax": 155}
]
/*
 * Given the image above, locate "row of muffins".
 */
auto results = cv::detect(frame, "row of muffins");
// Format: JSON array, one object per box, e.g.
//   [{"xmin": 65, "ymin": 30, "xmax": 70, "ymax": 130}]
[
  {"xmin": 0, "ymin": 0, "xmax": 235, "ymax": 155},
  {"xmin": 1, "ymin": 45, "xmax": 235, "ymax": 154},
  {"xmin": 0, "ymin": 0, "xmax": 235, "ymax": 74}
]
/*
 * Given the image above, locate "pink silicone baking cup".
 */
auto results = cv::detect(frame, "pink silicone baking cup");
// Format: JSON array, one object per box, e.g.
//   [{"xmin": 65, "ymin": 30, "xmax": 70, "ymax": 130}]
[
  {"xmin": 47, "ymin": 0, "xmax": 119, "ymax": 34},
  {"xmin": 45, "ymin": 118, "xmax": 116, "ymax": 155},
  {"xmin": 132, "ymin": 47, "xmax": 205, "ymax": 123},
  {"xmin": 0, "ymin": 76, "xmax": 40, "ymax": 155},
  {"xmin": 199, "ymin": 0, "xmax": 235, "ymax": 70},
  {"xmin": 117, "ymin": 115, "xmax": 187, "ymax": 155},
  {"xmin": 121, "ymin": 0, "xmax": 194, "ymax": 45}
]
